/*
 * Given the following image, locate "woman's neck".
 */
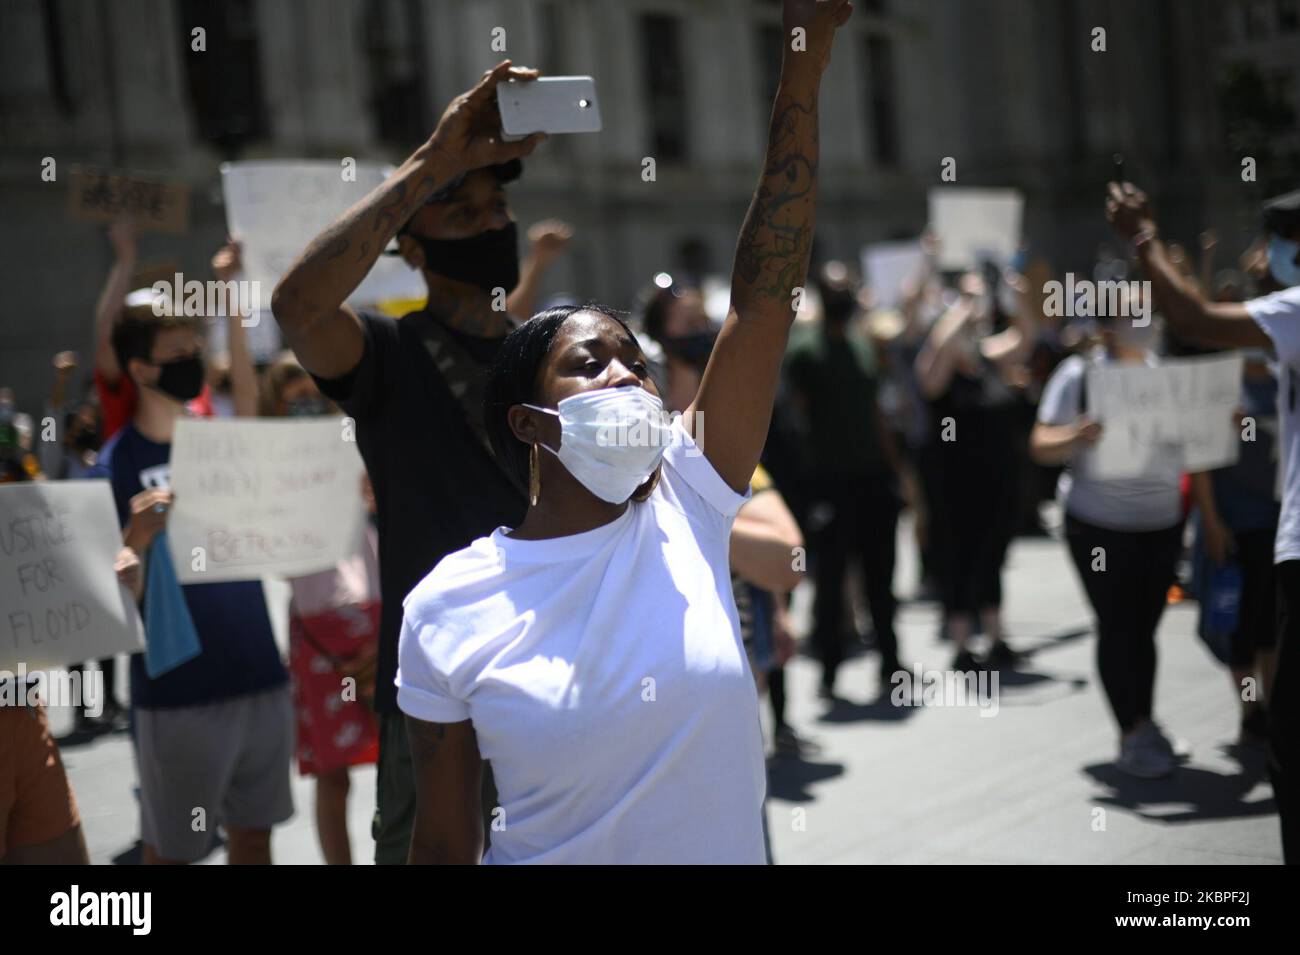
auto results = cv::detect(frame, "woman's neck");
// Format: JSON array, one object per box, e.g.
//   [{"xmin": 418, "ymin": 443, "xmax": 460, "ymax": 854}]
[{"xmin": 507, "ymin": 461, "xmax": 631, "ymax": 540}]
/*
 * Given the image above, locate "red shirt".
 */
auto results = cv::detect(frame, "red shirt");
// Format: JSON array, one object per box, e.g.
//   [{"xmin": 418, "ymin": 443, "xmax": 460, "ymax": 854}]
[{"xmin": 95, "ymin": 370, "xmax": 214, "ymax": 439}]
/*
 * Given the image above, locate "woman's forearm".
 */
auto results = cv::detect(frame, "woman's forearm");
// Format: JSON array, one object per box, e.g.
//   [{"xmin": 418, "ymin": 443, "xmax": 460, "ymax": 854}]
[
  {"xmin": 1029, "ymin": 422, "xmax": 1080, "ymax": 466},
  {"xmin": 730, "ymin": 69, "xmax": 820, "ymax": 326}
]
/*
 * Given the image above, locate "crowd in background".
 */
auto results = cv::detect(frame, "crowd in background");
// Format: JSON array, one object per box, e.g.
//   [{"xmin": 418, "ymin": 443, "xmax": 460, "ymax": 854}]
[{"xmin": 1, "ymin": 181, "xmax": 1294, "ymax": 863}]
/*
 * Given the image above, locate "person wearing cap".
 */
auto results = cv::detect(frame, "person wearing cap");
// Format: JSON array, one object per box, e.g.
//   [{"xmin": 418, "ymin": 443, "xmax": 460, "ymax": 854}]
[
  {"xmin": 89, "ymin": 243, "xmax": 284, "ymax": 865},
  {"xmin": 1107, "ymin": 183, "xmax": 1300, "ymax": 860},
  {"xmin": 271, "ymin": 62, "xmax": 568, "ymax": 864},
  {"xmin": 91, "ymin": 221, "xmax": 219, "ymax": 438}
]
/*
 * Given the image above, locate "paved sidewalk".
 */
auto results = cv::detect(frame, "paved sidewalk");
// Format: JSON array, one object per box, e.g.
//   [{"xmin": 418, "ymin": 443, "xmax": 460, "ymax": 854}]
[{"xmin": 56, "ymin": 526, "xmax": 1281, "ymax": 864}]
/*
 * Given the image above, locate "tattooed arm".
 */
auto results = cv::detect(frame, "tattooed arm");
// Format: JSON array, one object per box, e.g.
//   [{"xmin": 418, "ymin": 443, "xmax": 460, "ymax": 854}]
[
  {"xmin": 685, "ymin": 0, "xmax": 852, "ymax": 492},
  {"xmin": 407, "ymin": 716, "xmax": 484, "ymax": 864},
  {"xmin": 271, "ymin": 61, "xmax": 545, "ymax": 380}
]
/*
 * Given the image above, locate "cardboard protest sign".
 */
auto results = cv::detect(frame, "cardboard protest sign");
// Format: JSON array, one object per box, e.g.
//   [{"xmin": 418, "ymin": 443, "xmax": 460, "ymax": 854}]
[
  {"xmin": 0, "ymin": 481, "xmax": 144, "ymax": 671},
  {"xmin": 69, "ymin": 167, "xmax": 189, "ymax": 234},
  {"xmin": 861, "ymin": 240, "xmax": 925, "ymax": 308},
  {"xmin": 927, "ymin": 187, "xmax": 1023, "ymax": 270},
  {"xmin": 167, "ymin": 417, "xmax": 367, "ymax": 584},
  {"xmin": 1086, "ymin": 353, "xmax": 1244, "ymax": 479},
  {"xmin": 220, "ymin": 160, "xmax": 426, "ymax": 310}
]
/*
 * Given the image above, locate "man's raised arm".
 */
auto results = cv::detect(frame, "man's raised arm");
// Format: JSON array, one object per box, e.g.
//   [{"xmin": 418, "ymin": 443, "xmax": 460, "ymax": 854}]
[
  {"xmin": 271, "ymin": 61, "xmax": 544, "ymax": 380},
  {"xmin": 686, "ymin": 0, "xmax": 852, "ymax": 493},
  {"xmin": 1106, "ymin": 181, "xmax": 1271, "ymax": 349}
]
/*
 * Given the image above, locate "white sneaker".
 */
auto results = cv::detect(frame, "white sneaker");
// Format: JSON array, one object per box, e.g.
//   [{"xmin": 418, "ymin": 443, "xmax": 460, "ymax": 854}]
[{"xmin": 1116, "ymin": 726, "xmax": 1178, "ymax": 779}]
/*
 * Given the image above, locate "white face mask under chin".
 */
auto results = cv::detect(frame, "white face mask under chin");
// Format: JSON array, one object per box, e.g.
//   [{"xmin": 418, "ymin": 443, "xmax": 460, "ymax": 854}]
[{"xmin": 524, "ymin": 386, "xmax": 674, "ymax": 504}]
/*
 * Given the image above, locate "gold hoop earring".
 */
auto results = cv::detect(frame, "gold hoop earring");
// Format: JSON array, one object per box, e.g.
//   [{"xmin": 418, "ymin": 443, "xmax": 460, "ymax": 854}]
[
  {"xmin": 631, "ymin": 465, "xmax": 661, "ymax": 503},
  {"xmin": 529, "ymin": 442, "xmax": 541, "ymax": 507}
]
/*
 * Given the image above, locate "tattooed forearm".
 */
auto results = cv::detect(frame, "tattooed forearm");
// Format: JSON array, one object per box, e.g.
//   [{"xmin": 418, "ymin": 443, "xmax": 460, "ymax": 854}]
[
  {"xmin": 731, "ymin": 90, "xmax": 819, "ymax": 317},
  {"xmin": 273, "ymin": 144, "xmax": 459, "ymax": 331}
]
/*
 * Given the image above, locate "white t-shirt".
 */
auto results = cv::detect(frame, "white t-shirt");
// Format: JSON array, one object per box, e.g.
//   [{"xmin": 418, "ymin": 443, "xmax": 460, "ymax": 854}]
[
  {"xmin": 1246, "ymin": 285, "xmax": 1300, "ymax": 563},
  {"xmin": 1037, "ymin": 351, "xmax": 1183, "ymax": 531},
  {"xmin": 396, "ymin": 418, "xmax": 767, "ymax": 864}
]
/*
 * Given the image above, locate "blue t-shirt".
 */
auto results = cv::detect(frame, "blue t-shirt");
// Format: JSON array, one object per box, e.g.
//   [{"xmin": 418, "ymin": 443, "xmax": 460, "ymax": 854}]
[{"xmin": 91, "ymin": 424, "xmax": 286, "ymax": 709}]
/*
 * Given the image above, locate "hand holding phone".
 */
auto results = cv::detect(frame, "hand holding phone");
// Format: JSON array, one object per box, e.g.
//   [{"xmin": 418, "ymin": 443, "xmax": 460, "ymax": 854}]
[{"xmin": 498, "ymin": 76, "xmax": 602, "ymax": 142}]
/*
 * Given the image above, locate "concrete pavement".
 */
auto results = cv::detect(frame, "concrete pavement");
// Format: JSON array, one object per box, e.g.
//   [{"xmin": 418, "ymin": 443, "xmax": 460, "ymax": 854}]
[{"xmin": 54, "ymin": 518, "xmax": 1281, "ymax": 864}]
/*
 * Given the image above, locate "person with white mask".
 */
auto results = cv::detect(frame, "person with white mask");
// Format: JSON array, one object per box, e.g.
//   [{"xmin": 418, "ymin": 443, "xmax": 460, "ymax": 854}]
[
  {"xmin": 1106, "ymin": 183, "xmax": 1300, "ymax": 860},
  {"xmin": 1031, "ymin": 302, "xmax": 1202, "ymax": 779},
  {"xmin": 395, "ymin": 0, "xmax": 853, "ymax": 863}
]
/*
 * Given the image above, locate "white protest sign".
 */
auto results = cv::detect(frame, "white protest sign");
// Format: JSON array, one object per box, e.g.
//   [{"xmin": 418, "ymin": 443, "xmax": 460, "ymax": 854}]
[
  {"xmin": 220, "ymin": 161, "xmax": 425, "ymax": 310},
  {"xmin": 168, "ymin": 418, "xmax": 367, "ymax": 584},
  {"xmin": 0, "ymin": 481, "xmax": 144, "ymax": 671},
  {"xmin": 1086, "ymin": 353, "xmax": 1244, "ymax": 479},
  {"xmin": 928, "ymin": 188, "xmax": 1023, "ymax": 270},
  {"xmin": 861, "ymin": 240, "xmax": 925, "ymax": 308}
]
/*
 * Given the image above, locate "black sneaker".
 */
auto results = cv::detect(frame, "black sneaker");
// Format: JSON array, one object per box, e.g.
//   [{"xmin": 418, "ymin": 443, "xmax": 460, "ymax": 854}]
[
  {"xmin": 1239, "ymin": 707, "xmax": 1269, "ymax": 747},
  {"xmin": 985, "ymin": 640, "xmax": 1023, "ymax": 670},
  {"xmin": 951, "ymin": 648, "xmax": 983, "ymax": 672},
  {"xmin": 773, "ymin": 725, "xmax": 822, "ymax": 758}
]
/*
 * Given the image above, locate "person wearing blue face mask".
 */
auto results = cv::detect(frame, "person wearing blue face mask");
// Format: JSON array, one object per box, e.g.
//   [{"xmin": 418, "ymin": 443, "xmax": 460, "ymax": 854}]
[
  {"xmin": 394, "ymin": 0, "xmax": 853, "ymax": 864},
  {"xmin": 1107, "ymin": 183, "xmax": 1300, "ymax": 861}
]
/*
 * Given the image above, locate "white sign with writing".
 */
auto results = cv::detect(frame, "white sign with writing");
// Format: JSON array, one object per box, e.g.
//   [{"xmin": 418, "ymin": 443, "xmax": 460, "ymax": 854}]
[
  {"xmin": 928, "ymin": 188, "xmax": 1023, "ymax": 270},
  {"xmin": 861, "ymin": 240, "xmax": 926, "ymax": 308},
  {"xmin": 1086, "ymin": 353, "xmax": 1244, "ymax": 479},
  {"xmin": 168, "ymin": 418, "xmax": 367, "ymax": 584},
  {"xmin": 0, "ymin": 481, "xmax": 144, "ymax": 671},
  {"xmin": 221, "ymin": 160, "xmax": 426, "ymax": 310}
]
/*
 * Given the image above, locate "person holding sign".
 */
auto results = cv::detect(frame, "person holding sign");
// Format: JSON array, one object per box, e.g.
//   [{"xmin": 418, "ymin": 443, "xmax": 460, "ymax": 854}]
[
  {"xmin": 271, "ymin": 64, "xmax": 567, "ymax": 863},
  {"xmin": 1107, "ymin": 183, "xmax": 1300, "ymax": 857},
  {"xmin": 392, "ymin": 0, "xmax": 852, "ymax": 864},
  {"xmin": 1031, "ymin": 303, "xmax": 1193, "ymax": 778},
  {"xmin": 90, "ymin": 279, "xmax": 292, "ymax": 865}
]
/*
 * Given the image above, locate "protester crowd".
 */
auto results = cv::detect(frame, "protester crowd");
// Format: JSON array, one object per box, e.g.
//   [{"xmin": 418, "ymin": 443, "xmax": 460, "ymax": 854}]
[{"xmin": 3, "ymin": 4, "xmax": 1299, "ymax": 865}]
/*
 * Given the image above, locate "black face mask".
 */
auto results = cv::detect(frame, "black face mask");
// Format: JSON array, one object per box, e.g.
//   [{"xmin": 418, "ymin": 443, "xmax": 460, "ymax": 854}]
[
  {"xmin": 151, "ymin": 354, "xmax": 205, "ymax": 403},
  {"xmin": 408, "ymin": 221, "xmax": 520, "ymax": 295}
]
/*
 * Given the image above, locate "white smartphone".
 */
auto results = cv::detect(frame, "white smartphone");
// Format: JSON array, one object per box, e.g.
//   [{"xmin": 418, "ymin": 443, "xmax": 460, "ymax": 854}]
[{"xmin": 497, "ymin": 76, "xmax": 602, "ymax": 142}]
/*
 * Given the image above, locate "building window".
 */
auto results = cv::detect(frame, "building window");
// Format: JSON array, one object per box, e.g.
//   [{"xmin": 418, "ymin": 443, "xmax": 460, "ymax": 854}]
[
  {"xmin": 640, "ymin": 14, "xmax": 687, "ymax": 162},
  {"xmin": 1278, "ymin": 0, "xmax": 1299, "ymax": 32},
  {"xmin": 365, "ymin": 0, "xmax": 428, "ymax": 148},
  {"xmin": 177, "ymin": 0, "xmax": 268, "ymax": 155},
  {"xmin": 864, "ymin": 33, "xmax": 900, "ymax": 166},
  {"xmin": 1245, "ymin": 0, "xmax": 1272, "ymax": 38}
]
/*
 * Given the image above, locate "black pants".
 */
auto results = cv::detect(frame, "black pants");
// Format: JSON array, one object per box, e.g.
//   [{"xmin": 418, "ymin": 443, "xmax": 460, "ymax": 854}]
[
  {"xmin": 1065, "ymin": 515, "xmax": 1183, "ymax": 733},
  {"xmin": 1230, "ymin": 527, "xmax": 1279, "ymax": 667},
  {"xmin": 1270, "ymin": 560, "xmax": 1300, "ymax": 863},
  {"xmin": 810, "ymin": 473, "xmax": 900, "ymax": 687}
]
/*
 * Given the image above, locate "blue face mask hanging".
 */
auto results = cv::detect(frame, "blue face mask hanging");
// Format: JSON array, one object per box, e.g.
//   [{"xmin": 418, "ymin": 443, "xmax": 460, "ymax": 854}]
[{"xmin": 142, "ymin": 530, "xmax": 202, "ymax": 678}]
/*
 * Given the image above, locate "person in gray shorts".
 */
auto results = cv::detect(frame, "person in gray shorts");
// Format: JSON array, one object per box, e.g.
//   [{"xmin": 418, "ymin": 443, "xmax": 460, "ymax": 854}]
[
  {"xmin": 91, "ymin": 262, "xmax": 294, "ymax": 863},
  {"xmin": 135, "ymin": 687, "xmax": 294, "ymax": 862}
]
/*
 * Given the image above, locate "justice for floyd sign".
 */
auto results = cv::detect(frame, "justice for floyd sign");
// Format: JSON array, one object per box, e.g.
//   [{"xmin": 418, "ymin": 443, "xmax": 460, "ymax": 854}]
[{"xmin": 0, "ymin": 481, "xmax": 144, "ymax": 671}]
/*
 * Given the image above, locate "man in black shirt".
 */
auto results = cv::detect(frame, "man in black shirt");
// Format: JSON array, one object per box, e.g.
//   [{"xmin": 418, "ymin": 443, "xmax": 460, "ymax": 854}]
[{"xmin": 272, "ymin": 62, "xmax": 548, "ymax": 864}]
